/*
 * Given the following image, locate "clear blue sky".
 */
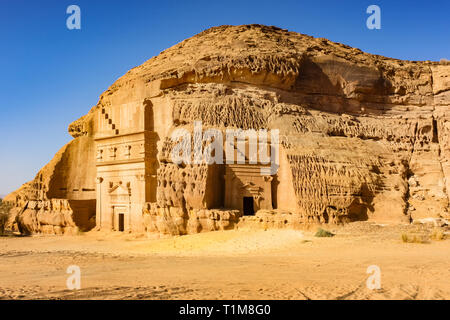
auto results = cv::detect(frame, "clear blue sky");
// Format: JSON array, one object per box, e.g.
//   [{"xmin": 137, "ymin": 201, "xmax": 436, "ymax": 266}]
[{"xmin": 0, "ymin": 0, "xmax": 449, "ymax": 196}]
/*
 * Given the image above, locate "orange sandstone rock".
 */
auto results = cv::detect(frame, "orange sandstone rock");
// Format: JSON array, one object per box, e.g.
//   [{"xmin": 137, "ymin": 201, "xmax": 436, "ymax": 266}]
[{"xmin": 5, "ymin": 25, "xmax": 449, "ymax": 235}]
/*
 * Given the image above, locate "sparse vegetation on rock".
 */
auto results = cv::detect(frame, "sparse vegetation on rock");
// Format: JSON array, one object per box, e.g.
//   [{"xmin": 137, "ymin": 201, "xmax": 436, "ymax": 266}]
[{"xmin": 0, "ymin": 199, "xmax": 12, "ymax": 235}]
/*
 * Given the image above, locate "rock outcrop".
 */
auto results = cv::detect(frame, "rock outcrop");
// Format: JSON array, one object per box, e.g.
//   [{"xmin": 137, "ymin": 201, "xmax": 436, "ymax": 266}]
[{"xmin": 5, "ymin": 25, "xmax": 449, "ymax": 235}]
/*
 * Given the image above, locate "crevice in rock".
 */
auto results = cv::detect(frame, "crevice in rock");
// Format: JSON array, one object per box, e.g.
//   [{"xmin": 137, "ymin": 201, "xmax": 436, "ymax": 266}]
[
  {"xmin": 404, "ymin": 164, "xmax": 414, "ymax": 223},
  {"xmin": 432, "ymin": 117, "xmax": 439, "ymax": 144}
]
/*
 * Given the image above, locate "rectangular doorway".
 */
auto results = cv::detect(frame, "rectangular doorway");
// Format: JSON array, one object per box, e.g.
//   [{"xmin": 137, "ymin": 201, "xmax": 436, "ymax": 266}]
[
  {"xmin": 243, "ymin": 197, "xmax": 255, "ymax": 216},
  {"xmin": 118, "ymin": 213, "xmax": 125, "ymax": 232}
]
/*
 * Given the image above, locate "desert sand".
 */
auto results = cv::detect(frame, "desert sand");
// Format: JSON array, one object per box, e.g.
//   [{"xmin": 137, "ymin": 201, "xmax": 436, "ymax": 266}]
[{"xmin": 1, "ymin": 223, "xmax": 449, "ymax": 300}]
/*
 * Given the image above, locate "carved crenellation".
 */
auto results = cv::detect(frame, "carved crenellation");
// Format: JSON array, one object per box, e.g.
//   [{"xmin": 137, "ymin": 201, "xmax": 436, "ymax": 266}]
[{"xmin": 96, "ymin": 140, "xmax": 146, "ymax": 164}]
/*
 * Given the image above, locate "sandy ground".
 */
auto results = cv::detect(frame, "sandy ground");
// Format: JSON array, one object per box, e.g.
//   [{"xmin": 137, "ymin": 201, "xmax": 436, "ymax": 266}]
[{"xmin": 0, "ymin": 222, "xmax": 449, "ymax": 300}]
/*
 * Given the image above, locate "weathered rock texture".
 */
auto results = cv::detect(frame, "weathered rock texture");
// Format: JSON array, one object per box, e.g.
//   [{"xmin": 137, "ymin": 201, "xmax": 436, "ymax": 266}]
[
  {"xmin": 13, "ymin": 199, "xmax": 95, "ymax": 235},
  {"xmin": 5, "ymin": 25, "xmax": 449, "ymax": 235}
]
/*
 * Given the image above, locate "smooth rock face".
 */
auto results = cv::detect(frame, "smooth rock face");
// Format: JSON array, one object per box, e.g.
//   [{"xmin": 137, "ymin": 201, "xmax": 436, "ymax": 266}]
[{"xmin": 5, "ymin": 24, "xmax": 450, "ymax": 235}]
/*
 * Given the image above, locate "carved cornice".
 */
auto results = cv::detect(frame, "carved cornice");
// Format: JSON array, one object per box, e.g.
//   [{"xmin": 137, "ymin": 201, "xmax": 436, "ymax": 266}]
[{"xmin": 96, "ymin": 157, "xmax": 146, "ymax": 167}]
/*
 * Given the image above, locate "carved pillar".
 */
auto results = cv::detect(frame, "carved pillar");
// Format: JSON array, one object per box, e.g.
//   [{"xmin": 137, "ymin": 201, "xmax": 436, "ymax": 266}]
[
  {"xmin": 127, "ymin": 182, "xmax": 132, "ymax": 233},
  {"xmin": 111, "ymin": 206, "xmax": 115, "ymax": 231},
  {"xmin": 96, "ymin": 148, "xmax": 103, "ymax": 161},
  {"xmin": 124, "ymin": 145, "xmax": 131, "ymax": 159},
  {"xmin": 96, "ymin": 177, "xmax": 103, "ymax": 229},
  {"xmin": 109, "ymin": 147, "xmax": 117, "ymax": 160},
  {"xmin": 263, "ymin": 175, "xmax": 274, "ymax": 210}
]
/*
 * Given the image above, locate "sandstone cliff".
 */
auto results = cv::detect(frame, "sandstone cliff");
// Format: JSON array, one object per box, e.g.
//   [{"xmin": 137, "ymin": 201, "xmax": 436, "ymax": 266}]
[{"xmin": 6, "ymin": 25, "xmax": 449, "ymax": 235}]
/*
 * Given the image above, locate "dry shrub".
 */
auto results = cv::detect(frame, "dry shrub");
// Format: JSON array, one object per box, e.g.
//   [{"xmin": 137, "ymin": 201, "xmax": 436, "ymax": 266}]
[
  {"xmin": 430, "ymin": 228, "xmax": 445, "ymax": 241},
  {"xmin": 0, "ymin": 200, "xmax": 13, "ymax": 236},
  {"xmin": 315, "ymin": 228, "xmax": 335, "ymax": 238},
  {"xmin": 401, "ymin": 233, "xmax": 429, "ymax": 244}
]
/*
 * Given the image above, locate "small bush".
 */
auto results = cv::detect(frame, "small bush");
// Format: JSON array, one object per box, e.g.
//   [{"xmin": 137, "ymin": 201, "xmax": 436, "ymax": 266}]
[
  {"xmin": 0, "ymin": 213, "xmax": 8, "ymax": 235},
  {"xmin": 315, "ymin": 228, "xmax": 335, "ymax": 238},
  {"xmin": 401, "ymin": 233, "xmax": 409, "ymax": 243},
  {"xmin": 0, "ymin": 200, "xmax": 13, "ymax": 236},
  {"xmin": 401, "ymin": 233, "xmax": 429, "ymax": 244},
  {"xmin": 431, "ymin": 228, "xmax": 445, "ymax": 241}
]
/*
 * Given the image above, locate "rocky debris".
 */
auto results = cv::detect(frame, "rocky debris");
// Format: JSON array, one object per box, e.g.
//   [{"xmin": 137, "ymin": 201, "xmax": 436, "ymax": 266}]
[
  {"xmin": 143, "ymin": 203, "xmax": 241, "ymax": 236},
  {"xmin": 413, "ymin": 217, "xmax": 449, "ymax": 228},
  {"xmin": 13, "ymin": 199, "xmax": 95, "ymax": 235}
]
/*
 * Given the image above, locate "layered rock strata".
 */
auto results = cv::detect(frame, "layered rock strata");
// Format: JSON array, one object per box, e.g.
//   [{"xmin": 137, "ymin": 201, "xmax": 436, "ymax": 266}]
[{"xmin": 5, "ymin": 25, "xmax": 449, "ymax": 235}]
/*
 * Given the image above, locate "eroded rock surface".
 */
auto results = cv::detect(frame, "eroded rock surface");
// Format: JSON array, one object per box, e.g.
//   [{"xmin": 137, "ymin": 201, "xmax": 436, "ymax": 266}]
[{"xmin": 5, "ymin": 25, "xmax": 449, "ymax": 235}]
